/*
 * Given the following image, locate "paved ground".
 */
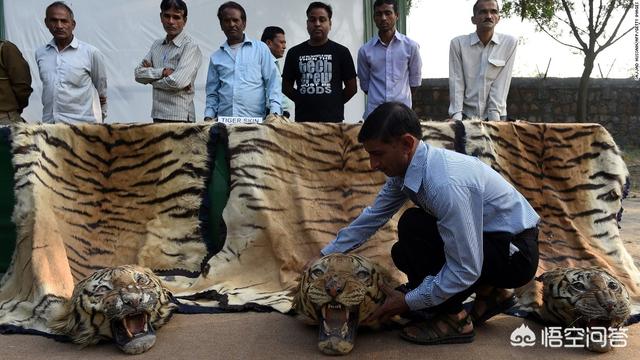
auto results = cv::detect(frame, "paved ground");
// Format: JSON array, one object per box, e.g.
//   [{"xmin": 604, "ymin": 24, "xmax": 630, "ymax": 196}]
[{"xmin": 1, "ymin": 197, "xmax": 639, "ymax": 359}]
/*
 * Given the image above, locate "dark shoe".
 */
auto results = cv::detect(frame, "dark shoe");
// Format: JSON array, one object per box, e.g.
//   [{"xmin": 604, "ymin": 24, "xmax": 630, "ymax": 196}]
[
  {"xmin": 469, "ymin": 291, "xmax": 517, "ymax": 326},
  {"xmin": 399, "ymin": 313, "xmax": 475, "ymax": 345}
]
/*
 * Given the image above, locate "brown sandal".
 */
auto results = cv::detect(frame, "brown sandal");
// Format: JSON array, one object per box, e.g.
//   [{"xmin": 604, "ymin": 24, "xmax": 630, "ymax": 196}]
[
  {"xmin": 469, "ymin": 289, "xmax": 517, "ymax": 326},
  {"xmin": 400, "ymin": 313, "xmax": 475, "ymax": 345}
]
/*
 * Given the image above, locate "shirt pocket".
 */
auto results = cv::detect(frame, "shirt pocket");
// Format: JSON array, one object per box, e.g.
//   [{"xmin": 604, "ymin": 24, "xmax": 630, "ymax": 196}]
[
  {"xmin": 239, "ymin": 63, "xmax": 262, "ymax": 86},
  {"xmin": 486, "ymin": 58, "xmax": 506, "ymax": 81},
  {"xmin": 61, "ymin": 61, "xmax": 88, "ymax": 87}
]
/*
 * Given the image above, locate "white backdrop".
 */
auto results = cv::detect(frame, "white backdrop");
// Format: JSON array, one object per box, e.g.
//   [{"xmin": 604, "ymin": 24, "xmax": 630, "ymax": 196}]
[{"xmin": 5, "ymin": 0, "xmax": 366, "ymax": 123}]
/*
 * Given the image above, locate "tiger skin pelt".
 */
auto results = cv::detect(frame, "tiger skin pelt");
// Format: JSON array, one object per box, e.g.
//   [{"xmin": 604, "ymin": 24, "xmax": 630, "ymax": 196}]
[
  {"xmin": 292, "ymin": 254, "xmax": 394, "ymax": 355},
  {"xmin": 49, "ymin": 265, "xmax": 177, "ymax": 355},
  {"xmin": 537, "ymin": 267, "xmax": 631, "ymax": 353}
]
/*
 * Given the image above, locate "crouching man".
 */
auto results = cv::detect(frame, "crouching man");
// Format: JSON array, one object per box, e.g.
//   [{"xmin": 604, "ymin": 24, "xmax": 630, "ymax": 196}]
[{"xmin": 320, "ymin": 102, "xmax": 540, "ymax": 345}]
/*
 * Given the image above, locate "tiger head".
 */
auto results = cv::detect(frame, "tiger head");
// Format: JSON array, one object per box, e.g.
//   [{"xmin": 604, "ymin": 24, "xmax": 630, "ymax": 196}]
[
  {"xmin": 49, "ymin": 265, "xmax": 177, "ymax": 355},
  {"xmin": 292, "ymin": 254, "xmax": 391, "ymax": 355},
  {"xmin": 538, "ymin": 266, "xmax": 631, "ymax": 352}
]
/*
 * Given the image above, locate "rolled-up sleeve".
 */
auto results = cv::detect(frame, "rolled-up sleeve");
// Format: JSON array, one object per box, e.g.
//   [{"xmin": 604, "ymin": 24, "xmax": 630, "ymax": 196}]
[{"xmin": 153, "ymin": 43, "xmax": 202, "ymax": 91}]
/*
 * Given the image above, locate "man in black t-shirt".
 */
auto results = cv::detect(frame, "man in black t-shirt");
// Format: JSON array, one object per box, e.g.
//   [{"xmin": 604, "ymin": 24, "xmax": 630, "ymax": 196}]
[{"xmin": 282, "ymin": 2, "xmax": 357, "ymax": 123}]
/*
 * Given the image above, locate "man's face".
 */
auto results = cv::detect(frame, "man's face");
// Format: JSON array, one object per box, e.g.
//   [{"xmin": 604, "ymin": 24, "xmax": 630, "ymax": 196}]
[
  {"xmin": 161, "ymin": 8, "xmax": 186, "ymax": 40},
  {"xmin": 45, "ymin": 6, "xmax": 75, "ymax": 43},
  {"xmin": 267, "ymin": 33, "xmax": 286, "ymax": 59},
  {"xmin": 220, "ymin": 8, "xmax": 246, "ymax": 44},
  {"xmin": 306, "ymin": 7, "xmax": 331, "ymax": 43},
  {"xmin": 471, "ymin": 0, "xmax": 500, "ymax": 31},
  {"xmin": 373, "ymin": 3, "xmax": 398, "ymax": 33},
  {"xmin": 363, "ymin": 138, "xmax": 412, "ymax": 178}
]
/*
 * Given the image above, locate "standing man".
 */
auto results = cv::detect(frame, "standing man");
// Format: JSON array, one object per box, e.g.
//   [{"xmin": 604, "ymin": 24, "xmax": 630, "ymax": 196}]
[
  {"xmin": 448, "ymin": 0, "xmax": 517, "ymax": 121},
  {"xmin": 204, "ymin": 1, "xmax": 282, "ymax": 120},
  {"xmin": 0, "ymin": 39, "xmax": 33, "ymax": 124},
  {"xmin": 36, "ymin": 1, "xmax": 107, "ymax": 123},
  {"xmin": 261, "ymin": 26, "xmax": 291, "ymax": 118},
  {"xmin": 358, "ymin": 0, "xmax": 422, "ymax": 120},
  {"xmin": 135, "ymin": 0, "xmax": 202, "ymax": 123},
  {"xmin": 282, "ymin": 2, "xmax": 357, "ymax": 123},
  {"xmin": 321, "ymin": 102, "xmax": 539, "ymax": 345}
]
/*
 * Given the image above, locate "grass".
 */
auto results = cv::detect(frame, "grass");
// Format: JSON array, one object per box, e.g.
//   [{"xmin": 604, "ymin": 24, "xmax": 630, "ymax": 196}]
[{"xmin": 622, "ymin": 147, "xmax": 640, "ymax": 197}]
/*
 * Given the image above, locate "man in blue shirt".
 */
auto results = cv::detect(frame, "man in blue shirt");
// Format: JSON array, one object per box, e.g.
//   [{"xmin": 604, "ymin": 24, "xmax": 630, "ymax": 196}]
[
  {"xmin": 204, "ymin": 1, "xmax": 282, "ymax": 120},
  {"xmin": 320, "ymin": 102, "xmax": 539, "ymax": 345},
  {"xmin": 357, "ymin": 0, "xmax": 422, "ymax": 119}
]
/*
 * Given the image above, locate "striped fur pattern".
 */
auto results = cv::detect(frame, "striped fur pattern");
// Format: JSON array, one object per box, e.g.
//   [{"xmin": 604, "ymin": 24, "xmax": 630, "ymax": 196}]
[
  {"xmin": 0, "ymin": 123, "xmax": 212, "ymax": 334},
  {"xmin": 537, "ymin": 266, "xmax": 631, "ymax": 352},
  {"xmin": 292, "ymin": 254, "xmax": 392, "ymax": 355},
  {"xmin": 169, "ymin": 120, "xmax": 639, "ymax": 317},
  {"xmin": 49, "ymin": 265, "xmax": 177, "ymax": 354}
]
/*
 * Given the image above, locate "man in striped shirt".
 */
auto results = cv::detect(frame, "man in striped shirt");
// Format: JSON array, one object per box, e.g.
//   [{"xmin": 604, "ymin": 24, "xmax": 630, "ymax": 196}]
[
  {"xmin": 135, "ymin": 0, "xmax": 202, "ymax": 123},
  {"xmin": 320, "ymin": 102, "xmax": 540, "ymax": 345}
]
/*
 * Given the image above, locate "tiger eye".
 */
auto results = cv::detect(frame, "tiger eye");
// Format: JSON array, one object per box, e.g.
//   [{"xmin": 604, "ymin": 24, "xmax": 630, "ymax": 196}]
[
  {"xmin": 311, "ymin": 268, "xmax": 324, "ymax": 278},
  {"xmin": 571, "ymin": 282, "xmax": 586, "ymax": 290}
]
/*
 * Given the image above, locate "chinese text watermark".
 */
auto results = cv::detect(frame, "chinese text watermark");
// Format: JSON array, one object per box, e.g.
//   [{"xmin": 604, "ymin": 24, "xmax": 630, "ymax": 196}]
[{"xmin": 510, "ymin": 324, "xmax": 628, "ymax": 348}]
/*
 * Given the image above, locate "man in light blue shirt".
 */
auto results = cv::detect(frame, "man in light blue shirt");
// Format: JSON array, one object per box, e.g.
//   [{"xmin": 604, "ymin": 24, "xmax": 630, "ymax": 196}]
[
  {"xmin": 321, "ymin": 102, "xmax": 539, "ymax": 345},
  {"xmin": 204, "ymin": 2, "xmax": 282, "ymax": 120},
  {"xmin": 357, "ymin": 0, "xmax": 421, "ymax": 119}
]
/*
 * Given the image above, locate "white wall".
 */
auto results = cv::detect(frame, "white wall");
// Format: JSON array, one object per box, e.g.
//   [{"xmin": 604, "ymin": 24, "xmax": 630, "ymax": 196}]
[{"xmin": 5, "ymin": 0, "xmax": 366, "ymax": 123}]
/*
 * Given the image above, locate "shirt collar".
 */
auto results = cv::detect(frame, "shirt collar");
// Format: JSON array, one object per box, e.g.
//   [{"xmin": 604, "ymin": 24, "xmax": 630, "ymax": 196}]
[
  {"xmin": 375, "ymin": 30, "xmax": 403, "ymax": 46},
  {"xmin": 164, "ymin": 30, "xmax": 187, "ymax": 47},
  {"xmin": 47, "ymin": 36, "xmax": 79, "ymax": 51},
  {"xmin": 221, "ymin": 34, "xmax": 252, "ymax": 50},
  {"xmin": 402, "ymin": 140, "xmax": 428, "ymax": 193},
  {"xmin": 469, "ymin": 31, "xmax": 500, "ymax": 46}
]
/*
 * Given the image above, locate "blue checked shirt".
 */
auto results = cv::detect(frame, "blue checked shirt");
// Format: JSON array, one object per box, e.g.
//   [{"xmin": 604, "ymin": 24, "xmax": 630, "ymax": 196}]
[
  {"xmin": 321, "ymin": 141, "xmax": 539, "ymax": 310},
  {"xmin": 204, "ymin": 36, "xmax": 282, "ymax": 118}
]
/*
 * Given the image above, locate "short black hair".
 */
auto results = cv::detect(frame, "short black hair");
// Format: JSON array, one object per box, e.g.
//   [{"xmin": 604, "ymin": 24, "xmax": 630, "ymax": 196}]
[
  {"xmin": 306, "ymin": 2, "xmax": 333, "ymax": 19},
  {"xmin": 473, "ymin": 0, "xmax": 499, "ymax": 16},
  {"xmin": 217, "ymin": 1, "xmax": 247, "ymax": 22},
  {"xmin": 373, "ymin": 0, "xmax": 399, "ymax": 14},
  {"xmin": 261, "ymin": 26, "xmax": 285, "ymax": 42},
  {"xmin": 46, "ymin": 1, "xmax": 74, "ymax": 20},
  {"xmin": 358, "ymin": 102, "xmax": 422, "ymax": 143},
  {"xmin": 161, "ymin": 0, "xmax": 188, "ymax": 17}
]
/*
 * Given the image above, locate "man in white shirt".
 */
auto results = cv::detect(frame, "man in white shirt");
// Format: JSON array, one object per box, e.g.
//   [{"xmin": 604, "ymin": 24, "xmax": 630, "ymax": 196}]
[
  {"xmin": 448, "ymin": 0, "xmax": 516, "ymax": 121},
  {"xmin": 36, "ymin": 1, "xmax": 107, "ymax": 123}
]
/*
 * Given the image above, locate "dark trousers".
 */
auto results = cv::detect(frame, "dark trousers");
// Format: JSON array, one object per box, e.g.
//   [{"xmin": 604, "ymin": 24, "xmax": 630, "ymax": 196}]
[{"xmin": 391, "ymin": 208, "xmax": 539, "ymax": 314}]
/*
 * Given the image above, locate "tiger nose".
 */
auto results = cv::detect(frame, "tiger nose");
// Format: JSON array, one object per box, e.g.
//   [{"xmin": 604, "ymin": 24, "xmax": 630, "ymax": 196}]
[
  {"xmin": 325, "ymin": 276, "xmax": 345, "ymax": 297},
  {"xmin": 123, "ymin": 294, "xmax": 140, "ymax": 307}
]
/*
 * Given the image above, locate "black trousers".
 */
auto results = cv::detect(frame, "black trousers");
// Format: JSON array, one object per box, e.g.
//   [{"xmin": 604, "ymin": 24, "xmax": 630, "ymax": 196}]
[{"xmin": 391, "ymin": 208, "xmax": 539, "ymax": 314}]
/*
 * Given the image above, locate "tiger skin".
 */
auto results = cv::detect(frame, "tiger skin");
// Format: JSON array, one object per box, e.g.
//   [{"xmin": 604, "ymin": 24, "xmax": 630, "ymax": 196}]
[
  {"xmin": 49, "ymin": 265, "xmax": 177, "ymax": 355},
  {"xmin": 538, "ymin": 267, "xmax": 631, "ymax": 352},
  {"xmin": 292, "ymin": 254, "xmax": 394, "ymax": 355}
]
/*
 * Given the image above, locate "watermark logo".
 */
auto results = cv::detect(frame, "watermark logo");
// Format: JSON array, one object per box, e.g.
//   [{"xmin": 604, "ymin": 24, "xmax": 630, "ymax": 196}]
[
  {"xmin": 510, "ymin": 325, "xmax": 628, "ymax": 348},
  {"xmin": 635, "ymin": 1, "xmax": 639, "ymax": 80},
  {"xmin": 510, "ymin": 324, "xmax": 536, "ymax": 347}
]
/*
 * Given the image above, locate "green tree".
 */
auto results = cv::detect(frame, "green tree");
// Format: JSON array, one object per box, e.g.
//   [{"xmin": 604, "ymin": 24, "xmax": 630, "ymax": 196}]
[{"xmin": 502, "ymin": 0, "xmax": 634, "ymax": 122}]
